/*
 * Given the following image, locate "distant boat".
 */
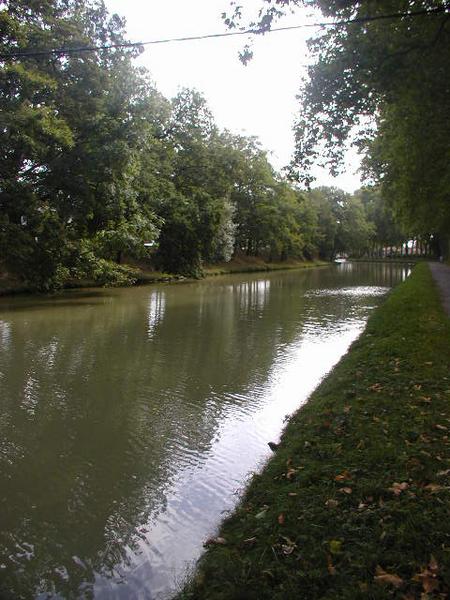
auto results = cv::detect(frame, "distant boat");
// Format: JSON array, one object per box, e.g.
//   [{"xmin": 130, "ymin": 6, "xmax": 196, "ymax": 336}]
[{"xmin": 334, "ymin": 256, "xmax": 347, "ymax": 263}]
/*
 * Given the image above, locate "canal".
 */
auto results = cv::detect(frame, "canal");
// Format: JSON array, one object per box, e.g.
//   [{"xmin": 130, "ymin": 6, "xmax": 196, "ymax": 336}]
[{"xmin": 0, "ymin": 262, "xmax": 410, "ymax": 599}]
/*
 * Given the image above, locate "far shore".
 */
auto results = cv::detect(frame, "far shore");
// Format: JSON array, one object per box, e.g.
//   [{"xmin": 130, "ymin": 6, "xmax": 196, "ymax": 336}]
[{"xmin": 0, "ymin": 257, "xmax": 330, "ymax": 299}]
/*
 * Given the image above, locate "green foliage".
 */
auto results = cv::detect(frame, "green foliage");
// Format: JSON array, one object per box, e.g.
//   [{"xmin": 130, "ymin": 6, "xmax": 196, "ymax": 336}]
[
  {"xmin": 72, "ymin": 238, "xmax": 140, "ymax": 286},
  {"xmin": 223, "ymin": 0, "xmax": 450, "ymax": 254},
  {"xmin": 0, "ymin": 1, "xmax": 409, "ymax": 290},
  {"xmin": 304, "ymin": 186, "xmax": 376, "ymax": 260},
  {"xmin": 0, "ymin": 0, "xmax": 160, "ymax": 289}
]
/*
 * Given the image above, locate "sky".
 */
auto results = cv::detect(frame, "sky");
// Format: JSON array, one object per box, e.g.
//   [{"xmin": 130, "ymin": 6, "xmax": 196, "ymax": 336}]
[{"xmin": 104, "ymin": 0, "xmax": 362, "ymax": 192}]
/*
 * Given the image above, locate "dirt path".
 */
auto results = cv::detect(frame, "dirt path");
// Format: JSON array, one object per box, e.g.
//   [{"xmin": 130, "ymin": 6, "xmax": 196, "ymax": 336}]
[{"xmin": 429, "ymin": 261, "xmax": 450, "ymax": 316}]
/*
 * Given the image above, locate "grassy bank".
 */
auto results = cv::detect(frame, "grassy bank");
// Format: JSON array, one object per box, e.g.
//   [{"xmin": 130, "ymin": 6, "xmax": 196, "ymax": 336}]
[
  {"xmin": 203, "ymin": 257, "xmax": 328, "ymax": 276},
  {"xmin": 180, "ymin": 263, "xmax": 450, "ymax": 600}
]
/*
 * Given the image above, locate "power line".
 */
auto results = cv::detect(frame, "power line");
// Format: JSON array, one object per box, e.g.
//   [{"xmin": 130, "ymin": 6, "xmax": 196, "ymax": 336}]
[{"xmin": 0, "ymin": 5, "xmax": 449, "ymax": 60}]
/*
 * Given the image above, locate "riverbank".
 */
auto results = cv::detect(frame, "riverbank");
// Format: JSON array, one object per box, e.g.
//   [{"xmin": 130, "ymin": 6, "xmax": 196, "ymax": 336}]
[
  {"xmin": 179, "ymin": 263, "xmax": 450, "ymax": 600},
  {"xmin": 0, "ymin": 258, "xmax": 328, "ymax": 297}
]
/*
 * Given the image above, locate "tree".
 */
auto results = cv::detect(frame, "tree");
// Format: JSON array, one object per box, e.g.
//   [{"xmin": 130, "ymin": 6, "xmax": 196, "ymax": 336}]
[
  {"xmin": 305, "ymin": 186, "xmax": 374, "ymax": 260},
  {"xmin": 223, "ymin": 0, "xmax": 450, "ymax": 256},
  {"xmin": 0, "ymin": 0, "xmax": 161, "ymax": 288},
  {"xmin": 355, "ymin": 186, "xmax": 406, "ymax": 256}
]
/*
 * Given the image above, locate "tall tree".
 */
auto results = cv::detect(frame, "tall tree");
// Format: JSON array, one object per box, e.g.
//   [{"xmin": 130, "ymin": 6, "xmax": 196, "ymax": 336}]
[
  {"xmin": 224, "ymin": 0, "xmax": 450, "ymax": 255},
  {"xmin": 0, "ymin": 0, "xmax": 161, "ymax": 288}
]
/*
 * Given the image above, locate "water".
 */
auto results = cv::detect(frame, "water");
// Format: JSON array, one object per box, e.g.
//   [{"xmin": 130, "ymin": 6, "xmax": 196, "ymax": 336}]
[{"xmin": 0, "ymin": 262, "xmax": 410, "ymax": 599}]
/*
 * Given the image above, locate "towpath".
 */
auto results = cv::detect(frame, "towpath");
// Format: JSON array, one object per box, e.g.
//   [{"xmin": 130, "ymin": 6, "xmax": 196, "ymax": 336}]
[{"xmin": 429, "ymin": 261, "xmax": 450, "ymax": 316}]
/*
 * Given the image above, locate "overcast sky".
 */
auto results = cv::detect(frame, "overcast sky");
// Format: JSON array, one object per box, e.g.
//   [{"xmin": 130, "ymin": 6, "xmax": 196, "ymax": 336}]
[{"xmin": 104, "ymin": 0, "xmax": 362, "ymax": 192}]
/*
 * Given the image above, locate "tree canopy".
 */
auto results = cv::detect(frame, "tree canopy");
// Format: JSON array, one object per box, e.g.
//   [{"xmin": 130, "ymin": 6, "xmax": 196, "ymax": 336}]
[
  {"xmin": 224, "ymin": 0, "xmax": 450, "ymax": 255},
  {"xmin": 0, "ymin": 0, "xmax": 430, "ymax": 291}
]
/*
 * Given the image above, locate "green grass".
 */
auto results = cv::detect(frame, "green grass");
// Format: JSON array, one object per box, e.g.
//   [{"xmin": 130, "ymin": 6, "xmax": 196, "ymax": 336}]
[
  {"xmin": 179, "ymin": 263, "xmax": 450, "ymax": 600},
  {"xmin": 203, "ymin": 257, "xmax": 328, "ymax": 276}
]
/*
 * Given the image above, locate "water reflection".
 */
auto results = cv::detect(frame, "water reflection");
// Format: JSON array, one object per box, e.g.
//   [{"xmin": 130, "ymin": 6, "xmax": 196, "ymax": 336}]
[
  {"xmin": 0, "ymin": 263, "xmax": 410, "ymax": 599},
  {"xmin": 147, "ymin": 291, "xmax": 166, "ymax": 339}
]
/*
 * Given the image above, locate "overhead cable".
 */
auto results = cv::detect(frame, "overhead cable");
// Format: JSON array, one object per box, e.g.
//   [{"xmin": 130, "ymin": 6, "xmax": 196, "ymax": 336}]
[{"xmin": 0, "ymin": 5, "xmax": 449, "ymax": 60}]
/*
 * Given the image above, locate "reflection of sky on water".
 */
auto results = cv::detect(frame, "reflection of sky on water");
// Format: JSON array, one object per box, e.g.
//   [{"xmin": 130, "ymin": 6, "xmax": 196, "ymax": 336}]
[
  {"xmin": 147, "ymin": 292, "xmax": 166, "ymax": 339},
  {"xmin": 0, "ymin": 263, "xmax": 411, "ymax": 600},
  {"xmin": 93, "ymin": 275, "xmax": 405, "ymax": 599},
  {"xmin": 110, "ymin": 322, "xmax": 366, "ymax": 600},
  {"xmin": 305, "ymin": 285, "xmax": 389, "ymax": 297}
]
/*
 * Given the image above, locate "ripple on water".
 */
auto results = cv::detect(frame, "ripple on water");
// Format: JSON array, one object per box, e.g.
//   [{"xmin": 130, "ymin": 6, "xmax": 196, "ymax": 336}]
[
  {"xmin": 0, "ymin": 266, "xmax": 411, "ymax": 600},
  {"xmin": 305, "ymin": 285, "xmax": 390, "ymax": 297}
]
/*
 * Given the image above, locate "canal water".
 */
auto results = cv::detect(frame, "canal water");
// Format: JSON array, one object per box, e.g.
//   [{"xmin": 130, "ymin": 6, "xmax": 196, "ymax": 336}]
[{"xmin": 0, "ymin": 262, "xmax": 410, "ymax": 599}]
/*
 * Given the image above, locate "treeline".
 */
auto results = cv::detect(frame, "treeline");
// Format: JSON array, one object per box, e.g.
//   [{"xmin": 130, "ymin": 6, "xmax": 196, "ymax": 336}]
[
  {"xmin": 227, "ymin": 1, "xmax": 450, "ymax": 258},
  {"xmin": 1, "ymin": 1, "xmax": 412, "ymax": 291}
]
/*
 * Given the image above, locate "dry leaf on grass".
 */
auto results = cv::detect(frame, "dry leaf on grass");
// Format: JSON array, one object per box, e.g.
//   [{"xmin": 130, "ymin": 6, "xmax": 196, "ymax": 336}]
[
  {"xmin": 203, "ymin": 536, "xmax": 227, "ymax": 547},
  {"xmin": 334, "ymin": 469, "xmax": 352, "ymax": 481},
  {"xmin": 423, "ymin": 483, "xmax": 447, "ymax": 493},
  {"xmin": 374, "ymin": 565, "xmax": 404, "ymax": 588},
  {"xmin": 388, "ymin": 482, "xmax": 409, "ymax": 495},
  {"xmin": 327, "ymin": 554, "xmax": 336, "ymax": 575},
  {"xmin": 412, "ymin": 555, "xmax": 440, "ymax": 594},
  {"xmin": 437, "ymin": 469, "xmax": 450, "ymax": 476},
  {"xmin": 325, "ymin": 499, "xmax": 339, "ymax": 508},
  {"xmin": 286, "ymin": 468, "xmax": 298, "ymax": 480}
]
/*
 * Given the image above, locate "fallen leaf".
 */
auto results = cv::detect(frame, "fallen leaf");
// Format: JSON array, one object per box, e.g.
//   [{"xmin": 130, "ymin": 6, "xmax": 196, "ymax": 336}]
[
  {"xmin": 388, "ymin": 482, "xmax": 409, "ymax": 496},
  {"xmin": 374, "ymin": 566, "xmax": 404, "ymax": 588},
  {"xmin": 429, "ymin": 555, "xmax": 439, "ymax": 574},
  {"xmin": 434, "ymin": 424, "xmax": 448, "ymax": 431},
  {"xmin": 339, "ymin": 487, "xmax": 352, "ymax": 494},
  {"xmin": 203, "ymin": 536, "xmax": 227, "ymax": 547},
  {"xmin": 334, "ymin": 469, "xmax": 352, "ymax": 481},
  {"xmin": 255, "ymin": 507, "xmax": 268, "ymax": 519},
  {"xmin": 286, "ymin": 468, "xmax": 297, "ymax": 480},
  {"xmin": 369, "ymin": 383, "xmax": 383, "ymax": 392},
  {"xmin": 343, "ymin": 405, "xmax": 351, "ymax": 413},
  {"xmin": 437, "ymin": 469, "xmax": 450, "ymax": 477},
  {"xmin": 424, "ymin": 483, "xmax": 446, "ymax": 493},
  {"xmin": 277, "ymin": 513, "xmax": 285, "ymax": 525},
  {"xmin": 280, "ymin": 536, "xmax": 297, "ymax": 555},
  {"xmin": 412, "ymin": 556, "xmax": 440, "ymax": 594},
  {"xmin": 327, "ymin": 553, "xmax": 336, "ymax": 575},
  {"xmin": 325, "ymin": 499, "xmax": 339, "ymax": 508}
]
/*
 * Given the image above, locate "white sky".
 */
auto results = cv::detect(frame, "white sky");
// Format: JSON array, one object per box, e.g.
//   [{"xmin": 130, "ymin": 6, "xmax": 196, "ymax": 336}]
[{"xmin": 104, "ymin": 0, "xmax": 362, "ymax": 192}]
